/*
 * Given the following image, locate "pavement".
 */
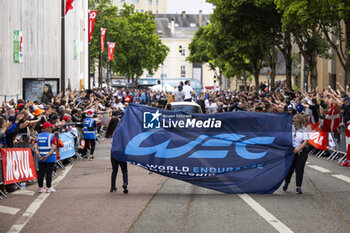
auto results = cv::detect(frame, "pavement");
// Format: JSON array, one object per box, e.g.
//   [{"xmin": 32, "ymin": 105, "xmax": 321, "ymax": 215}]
[{"xmin": 1, "ymin": 141, "xmax": 350, "ymax": 233}]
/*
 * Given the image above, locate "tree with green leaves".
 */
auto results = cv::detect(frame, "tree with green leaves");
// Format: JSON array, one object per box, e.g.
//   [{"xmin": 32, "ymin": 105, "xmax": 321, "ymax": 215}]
[
  {"xmin": 275, "ymin": 0, "xmax": 331, "ymax": 91},
  {"xmin": 89, "ymin": 2, "xmax": 169, "ymax": 86},
  {"xmin": 315, "ymin": 0, "xmax": 350, "ymax": 87}
]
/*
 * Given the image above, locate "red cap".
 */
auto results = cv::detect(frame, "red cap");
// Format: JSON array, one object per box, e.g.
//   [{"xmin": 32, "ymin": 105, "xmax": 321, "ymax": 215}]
[
  {"xmin": 42, "ymin": 122, "xmax": 54, "ymax": 129},
  {"xmin": 86, "ymin": 110, "xmax": 93, "ymax": 116},
  {"xmin": 62, "ymin": 116, "xmax": 70, "ymax": 122}
]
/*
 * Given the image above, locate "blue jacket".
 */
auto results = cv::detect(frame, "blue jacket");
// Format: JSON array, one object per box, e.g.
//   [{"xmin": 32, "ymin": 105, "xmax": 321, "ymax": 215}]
[
  {"xmin": 83, "ymin": 118, "xmax": 96, "ymax": 139},
  {"xmin": 37, "ymin": 132, "xmax": 56, "ymax": 163}
]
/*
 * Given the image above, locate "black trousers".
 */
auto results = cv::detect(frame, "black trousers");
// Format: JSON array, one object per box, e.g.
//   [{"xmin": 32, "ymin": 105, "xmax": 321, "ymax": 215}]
[
  {"xmin": 111, "ymin": 155, "xmax": 128, "ymax": 189},
  {"xmin": 285, "ymin": 149, "xmax": 308, "ymax": 187},
  {"xmin": 38, "ymin": 162, "xmax": 55, "ymax": 188},
  {"xmin": 184, "ymin": 98, "xmax": 192, "ymax": 102},
  {"xmin": 83, "ymin": 139, "xmax": 96, "ymax": 156}
]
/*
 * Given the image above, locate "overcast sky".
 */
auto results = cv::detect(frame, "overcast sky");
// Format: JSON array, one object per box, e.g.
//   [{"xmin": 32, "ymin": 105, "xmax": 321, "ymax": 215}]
[{"xmin": 167, "ymin": 0, "xmax": 214, "ymax": 14}]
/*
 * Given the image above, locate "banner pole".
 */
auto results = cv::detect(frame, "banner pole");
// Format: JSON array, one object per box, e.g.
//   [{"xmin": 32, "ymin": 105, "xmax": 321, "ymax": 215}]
[{"xmin": 61, "ymin": 0, "xmax": 66, "ymax": 95}]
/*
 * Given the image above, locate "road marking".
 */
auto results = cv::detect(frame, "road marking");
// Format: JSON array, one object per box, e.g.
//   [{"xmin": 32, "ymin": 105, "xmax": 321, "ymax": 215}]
[
  {"xmin": 238, "ymin": 194, "xmax": 294, "ymax": 233},
  {"xmin": 332, "ymin": 174, "xmax": 350, "ymax": 184},
  {"xmin": 307, "ymin": 165, "xmax": 332, "ymax": 173},
  {"xmin": 12, "ymin": 190, "xmax": 35, "ymax": 196},
  {"xmin": 305, "ymin": 162, "xmax": 310, "ymax": 165},
  {"xmin": 0, "ymin": 205, "xmax": 20, "ymax": 215},
  {"xmin": 7, "ymin": 165, "xmax": 73, "ymax": 233}
]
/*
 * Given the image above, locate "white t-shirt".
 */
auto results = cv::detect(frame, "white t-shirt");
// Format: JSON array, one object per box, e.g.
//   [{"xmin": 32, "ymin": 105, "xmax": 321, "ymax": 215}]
[
  {"xmin": 206, "ymin": 102, "xmax": 218, "ymax": 114},
  {"xmin": 183, "ymin": 85, "xmax": 193, "ymax": 100},
  {"xmin": 292, "ymin": 126, "xmax": 309, "ymax": 149}
]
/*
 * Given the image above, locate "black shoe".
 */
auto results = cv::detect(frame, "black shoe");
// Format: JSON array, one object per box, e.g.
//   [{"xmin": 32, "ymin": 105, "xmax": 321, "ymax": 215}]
[
  {"xmin": 110, "ymin": 188, "xmax": 117, "ymax": 192},
  {"xmin": 122, "ymin": 185, "xmax": 128, "ymax": 194},
  {"xmin": 282, "ymin": 183, "xmax": 289, "ymax": 191},
  {"xmin": 296, "ymin": 188, "xmax": 303, "ymax": 194}
]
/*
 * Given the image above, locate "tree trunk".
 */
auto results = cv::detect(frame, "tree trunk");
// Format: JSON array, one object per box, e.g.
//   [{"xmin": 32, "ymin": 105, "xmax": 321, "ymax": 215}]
[
  {"xmin": 242, "ymin": 71, "xmax": 248, "ymax": 92},
  {"xmin": 269, "ymin": 49, "xmax": 277, "ymax": 89},
  {"xmin": 309, "ymin": 52, "xmax": 318, "ymax": 91},
  {"xmin": 345, "ymin": 19, "xmax": 350, "ymax": 87},
  {"xmin": 284, "ymin": 30, "xmax": 292, "ymax": 90}
]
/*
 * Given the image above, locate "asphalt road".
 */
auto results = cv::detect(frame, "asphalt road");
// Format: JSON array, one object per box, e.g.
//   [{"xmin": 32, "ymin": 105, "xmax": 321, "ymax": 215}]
[{"xmin": 1, "ymin": 142, "xmax": 349, "ymax": 233}]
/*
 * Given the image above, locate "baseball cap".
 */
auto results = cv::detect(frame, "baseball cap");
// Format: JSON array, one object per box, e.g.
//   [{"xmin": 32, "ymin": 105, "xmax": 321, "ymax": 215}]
[
  {"xmin": 42, "ymin": 122, "xmax": 54, "ymax": 129},
  {"xmin": 62, "ymin": 116, "xmax": 70, "ymax": 122}
]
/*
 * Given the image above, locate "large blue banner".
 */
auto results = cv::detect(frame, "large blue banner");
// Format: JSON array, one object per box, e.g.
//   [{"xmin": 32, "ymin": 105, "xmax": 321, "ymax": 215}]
[
  {"xmin": 59, "ymin": 133, "xmax": 75, "ymax": 160},
  {"xmin": 112, "ymin": 104, "xmax": 294, "ymax": 194}
]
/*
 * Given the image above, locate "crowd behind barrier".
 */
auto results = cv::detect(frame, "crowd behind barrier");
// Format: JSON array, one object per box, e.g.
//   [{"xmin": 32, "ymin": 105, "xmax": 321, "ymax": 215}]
[
  {"xmin": 0, "ymin": 80, "xmax": 350, "ymax": 198},
  {"xmin": 0, "ymin": 132, "xmax": 77, "ymax": 199}
]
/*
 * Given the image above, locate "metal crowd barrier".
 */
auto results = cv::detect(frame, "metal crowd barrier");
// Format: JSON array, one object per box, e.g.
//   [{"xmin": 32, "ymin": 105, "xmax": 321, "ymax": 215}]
[
  {"xmin": 0, "ymin": 132, "xmax": 83, "ymax": 199},
  {"xmin": 0, "ymin": 94, "xmax": 19, "ymax": 103},
  {"xmin": 0, "ymin": 156, "xmax": 7, "ymax": 199},
  {"xmin": 308, "ymin": 124, "xmax": 348, "ymax": 165}
]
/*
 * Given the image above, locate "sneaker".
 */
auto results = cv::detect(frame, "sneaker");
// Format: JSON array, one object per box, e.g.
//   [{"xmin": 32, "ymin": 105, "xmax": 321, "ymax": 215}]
[
  {"xmin": 45, "ymin": 188, "xmax": 56, "ymax": 193},
  {"xmin": 110, "ymin": 188, "xmax": 117, "ymax": 192},
  {"xmin": 38, "ymin": 188, "xmax": 44, "ymax": 193},
  {"xmin": 282, "ymin": 183, "xmax": 289, "ymax": 192},
  {"xmin": 122, "ymin": 185, "xmax": 128, "ymax": 194},
  {"xmin": 89, "ymin": 155, "xmax": 94, "ymax": 161},
  {"xmin": 339, "ymin": 161, "xmax": 350, "ymax": 167},
  {"xmin": 296, "ymin": 188, "xmax": 303, "ymax": 194}
]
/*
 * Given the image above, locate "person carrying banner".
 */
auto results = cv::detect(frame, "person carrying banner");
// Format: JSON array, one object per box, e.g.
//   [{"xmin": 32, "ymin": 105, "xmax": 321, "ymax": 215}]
[
  {"xmin": 105, "ymin": 117, "xmax": 128, "ymax": 194},
  {"xmin": 283, "ymin": 114, "xmax": 310, "ymax": 194},
  {"xmin": 33, "ymin": 122, "xmax": 57, "ymax": 193},
  {"xmin": 83, "ymin": 110, "xmax": 97, "ymax": 160}
]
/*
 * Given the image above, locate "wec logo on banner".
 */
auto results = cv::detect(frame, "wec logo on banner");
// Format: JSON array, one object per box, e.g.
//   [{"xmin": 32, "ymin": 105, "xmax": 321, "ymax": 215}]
[
  {"xmin": 1, "ymin": 148, "xmax": 37, "ymax": 185},
  {"xmin": 113, "ymin": 104, "xmax": 294, "ymax": 194}
]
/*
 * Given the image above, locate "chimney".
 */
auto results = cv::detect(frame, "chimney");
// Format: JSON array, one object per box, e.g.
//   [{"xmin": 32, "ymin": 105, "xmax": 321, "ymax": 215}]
[
  {"xmin": 171, "ymin": 19, "xmax": 175, "ymax": 35},
  {"xmin": 182, "ymin": 11, "xmax": 186, "ymax": 20},
  {"xmin": 199, "ymin": 10, "xmax": 203, "ymax": 27}
]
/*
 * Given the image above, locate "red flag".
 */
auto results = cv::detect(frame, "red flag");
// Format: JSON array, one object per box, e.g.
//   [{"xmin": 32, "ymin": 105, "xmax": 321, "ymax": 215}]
[
  {"xmin": 308, "ymin": 123, "xmax": 328, "ymax": 151},
  {"xmin": 65, "ymin": 0, "xmax": 74, "ymax": 15},
  {"xmin": 89, "ymin": 10, "xmax": 98, "ymax": 42},
  {"xmin": 124, "ymin": 95, "xmax": 132, "ymax": 103},
  {"xmin": 108, "ymin": 42, "xmax": 116, "ymax": 61},
  {"xmin": 321, "ymin": 103, "xmax": 341, "ymax": 132},
  {"xmin": 101, "ymin": 28, "xmax": 107, "ymax": 52}
]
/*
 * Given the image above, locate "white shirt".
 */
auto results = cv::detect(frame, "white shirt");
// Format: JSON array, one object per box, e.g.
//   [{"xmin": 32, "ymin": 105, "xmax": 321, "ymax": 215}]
[
  {"xmin": 206, "ymin": 102, "xmax": 218, "ymax": 114},
  {"xmin": 183, "ymin": 85, "xmax": 193, "ymax": 100},
  {"xmin": 292, "ymin": 126, "xmax": 309, "ymax": 149}
]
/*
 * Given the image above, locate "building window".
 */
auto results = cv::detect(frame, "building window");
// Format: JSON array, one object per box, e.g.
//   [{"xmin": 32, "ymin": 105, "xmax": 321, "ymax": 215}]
[
  {"xmin": 148, "ymin": 0, "xmax": 152, "ymax": 5},
  {"xmin": 140, "ymin": 9, "xmax": 144, "ymax": 13},
  {"xmin": 121, "ymin": 0, "xmax": 125, "ymax": 3},
  {"xmin": 156, "ymin": 10, "xmax": 158, "ymax": 14},
  {"xmin": 181, "ymin": 48, "xmax": 186, "ymax": 56},
  {"xmin": 156, "ymin": 0, "xmax": 159, "ymax": 6},
  {"xmin": 181, "ymin": 65, "xmax": 186, "ymax": 77},
  {"xmin": 132, "ymin": 0, "xmax": 139, "ymax": 3}
]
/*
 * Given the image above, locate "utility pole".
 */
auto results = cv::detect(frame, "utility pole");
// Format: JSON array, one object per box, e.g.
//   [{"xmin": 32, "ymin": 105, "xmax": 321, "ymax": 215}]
[
  {"xmin": 106, "ymin": 20, "xmax": 109, "ymax": 88},
  {"xmin": 61, "ymin": 0, "xmax": 65, "ymax": 94},
  {"xmin": 98, "ymin": 2, "xmax": 103, "ymax": 88},
  {"xmin": 88, "ymin": 1, "xmax": 91, "ymax": 89}
]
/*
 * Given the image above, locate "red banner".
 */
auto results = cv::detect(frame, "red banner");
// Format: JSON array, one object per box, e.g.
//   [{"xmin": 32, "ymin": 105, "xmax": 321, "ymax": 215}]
[
  {"xmin": 65, "ymin": 0, "xmax": 74, "ymax": 15},
  {"xmin": 89, "ymin": 10, "xmax": 98, "ymax": 42},
  {"xmin": 1, "ymin": 148, "xmax": 37, "ymax": 185},
  {"xmin": 308, "ymin": 123, "xmax": 328, "ymax": 150},
  {"xmin": 108, "ymin": 42, "xmax": 116, "ymax": 61},
  {"xmin": 101, "ymin": 28, "xmax": 107, "ymax": 52}
]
